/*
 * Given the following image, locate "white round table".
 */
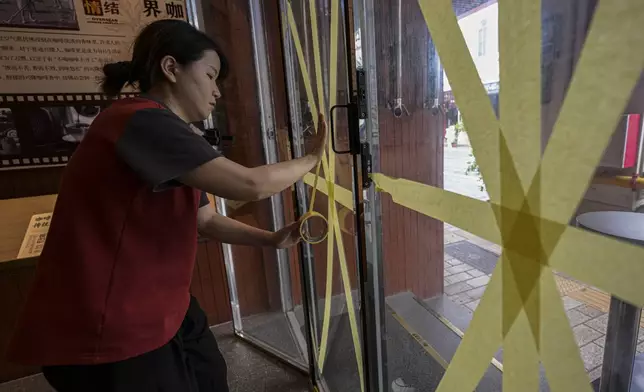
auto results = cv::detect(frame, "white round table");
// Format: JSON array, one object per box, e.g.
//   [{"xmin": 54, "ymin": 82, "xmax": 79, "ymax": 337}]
[{"xmin": 577, "ymin": 211, "xmax": 644, "ymax": 392}]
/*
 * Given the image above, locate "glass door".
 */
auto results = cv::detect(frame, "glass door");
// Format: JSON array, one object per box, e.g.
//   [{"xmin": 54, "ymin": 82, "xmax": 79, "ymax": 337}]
[
  {"xmin": 219, "ymin": 0, "xmax": 371, "ymax": 389},
  {"xmin": 224, "ymin": 0, "xmax": 644, "ymax": 391},
  {"xmin": 278, "ymin": 0, "xmax": 371, "ymax": 391},
  {"xmin": 356, "ymin": 0, "xmax": 644, "ymax": 391}
]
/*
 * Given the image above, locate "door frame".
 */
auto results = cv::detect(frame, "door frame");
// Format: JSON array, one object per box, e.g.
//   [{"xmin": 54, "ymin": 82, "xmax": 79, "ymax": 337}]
[
  {"xmin": 212, "ymin": 0, "xmax": 388, "ymax": 388},
  {"xmin": 211, "ymin": 0, "xmax": 310, "ymax": 374},
  {"xmin": 352, "ymin": 0, "xmax": 388, "ymax": 389}
]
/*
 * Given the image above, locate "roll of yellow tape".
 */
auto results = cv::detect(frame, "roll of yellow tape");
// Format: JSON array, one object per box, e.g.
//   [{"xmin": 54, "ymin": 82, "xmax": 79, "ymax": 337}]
[{"xmin": 299, "ymin": 210, "xmax": 329, "ymax": 244}]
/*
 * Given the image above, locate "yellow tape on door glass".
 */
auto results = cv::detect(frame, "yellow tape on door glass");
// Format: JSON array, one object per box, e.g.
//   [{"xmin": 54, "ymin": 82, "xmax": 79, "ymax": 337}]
[
  {"xmin": 286, "ymin": 2, "xmax": 365, "ymax": 391},
  {"xmin": 282, "ymin": 0, "xmax": 644, "ymax": 390}
]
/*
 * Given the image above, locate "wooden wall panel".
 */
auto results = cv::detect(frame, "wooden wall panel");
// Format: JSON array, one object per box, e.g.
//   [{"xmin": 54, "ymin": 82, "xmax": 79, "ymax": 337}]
[
  {"xmin": 0, "ymin": 167, "xmax": 63, "ymax": 200},
  {"xmin": 202, "ymin": 0, "xmax": 285, "ymax": 316},
  {"xmin": 0, "ymin": 266, "xmax": 39, "ymax": 383},
  {"xmin": 375, "ymin": 0, "xmax": 444, "ymax": 299},
  {"xmin": 191, "ymin": 241, "xmax": 232, "ymax": 325}
]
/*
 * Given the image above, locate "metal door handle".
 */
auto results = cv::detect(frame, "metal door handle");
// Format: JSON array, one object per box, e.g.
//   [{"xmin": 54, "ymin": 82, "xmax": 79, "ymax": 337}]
[{"xmin": 330, "ymin": 104, "xmax": 352, "ymax": 154}]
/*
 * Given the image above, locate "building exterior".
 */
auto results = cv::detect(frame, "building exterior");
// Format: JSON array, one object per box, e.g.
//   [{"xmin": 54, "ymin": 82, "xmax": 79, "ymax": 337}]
[{"xmin": 443, "ymin": 0, "xmax": 499, "ymax": 113}]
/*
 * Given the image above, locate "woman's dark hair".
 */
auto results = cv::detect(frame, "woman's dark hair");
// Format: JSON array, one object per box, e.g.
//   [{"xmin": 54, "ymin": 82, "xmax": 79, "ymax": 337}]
[{"xmin": 101, "ymin": 20, "xmax": 228, "ymax": 96}]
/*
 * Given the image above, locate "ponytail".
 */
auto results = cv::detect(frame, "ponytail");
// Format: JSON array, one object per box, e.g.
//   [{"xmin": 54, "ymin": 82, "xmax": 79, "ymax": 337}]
[{"xmin": 101, "ymin": 61, "xmax": 134, "ymax": 97}]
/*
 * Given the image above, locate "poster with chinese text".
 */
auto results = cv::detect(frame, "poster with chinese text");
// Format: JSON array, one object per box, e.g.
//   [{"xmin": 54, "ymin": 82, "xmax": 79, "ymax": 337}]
[
  {"xmin": 1, "ymin": 0, "xmax": 187, "ymax": 94},
  {"xmin": 0, "ymin": 0, "xmax": 187, "ymax": 168},
  {"xmin": 17, "ymin": 212, "xmax": 52, "ymax": 258}
]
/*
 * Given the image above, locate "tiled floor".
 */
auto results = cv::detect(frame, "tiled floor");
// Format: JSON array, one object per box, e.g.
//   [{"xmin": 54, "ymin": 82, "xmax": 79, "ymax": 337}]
[
  {"xmin": 442, "ymin": 223, "xmax": 643, "ymax": 381},
  {"xmin": 0, "ymin": 323, "xmax": 309, "ymax": 392}
]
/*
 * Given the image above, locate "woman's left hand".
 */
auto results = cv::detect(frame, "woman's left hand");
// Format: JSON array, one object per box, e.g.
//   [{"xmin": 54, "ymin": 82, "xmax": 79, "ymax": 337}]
[{"xmin": 272, "ymin": 220, "xmax": 302, "ymax": 249}]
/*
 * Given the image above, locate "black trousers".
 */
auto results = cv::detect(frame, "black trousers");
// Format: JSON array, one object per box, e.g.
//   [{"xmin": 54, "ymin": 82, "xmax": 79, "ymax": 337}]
[{"xmin": 42, "ymin": 296, "xmax": 229, "ymax": 392}]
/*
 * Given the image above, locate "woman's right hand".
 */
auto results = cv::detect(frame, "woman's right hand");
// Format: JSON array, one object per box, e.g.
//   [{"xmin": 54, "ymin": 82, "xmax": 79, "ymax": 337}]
[
  {"xmin": 181, "ymin": 113, "xmax": 329, "ymax": 202},
  {"xmin": 307, "ymin": 113, "xmax": 328, "ymax": 163}
]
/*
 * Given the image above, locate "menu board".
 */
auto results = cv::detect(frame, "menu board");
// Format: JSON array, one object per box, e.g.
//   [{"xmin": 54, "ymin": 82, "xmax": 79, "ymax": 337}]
[
  {"xmin": 0, "ymin": 0, "xmax": 187, "ymax": 169},
  {"xmin": 17, "ymin": 212, "xmax": 52, "ymax": 259}
]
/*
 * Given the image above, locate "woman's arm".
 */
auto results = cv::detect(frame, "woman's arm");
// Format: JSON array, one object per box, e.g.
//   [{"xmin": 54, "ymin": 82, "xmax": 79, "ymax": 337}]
[
  {"xmin": 180, "ymin": 115, "xmax": 327, "ymax": 202},
  {"xmin": 197, "ymin": 203, "xmax": 300, "ymax": 248},
  {"xmin": 180, "ymin": 154, "xmax": 318, "ymax": 202}
]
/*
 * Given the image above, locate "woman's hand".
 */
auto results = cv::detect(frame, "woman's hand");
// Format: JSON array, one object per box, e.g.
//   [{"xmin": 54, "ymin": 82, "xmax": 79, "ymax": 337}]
[
  {"xmin": 272, "ymin": 220, "xmax": 302, "ymax": 249},
  {"xmin": 197, "ymin": 206, "xmax": 304, "ymax": 248},
  {"xmin": 306, "ymin": 113, "xmax": 328, "ymax": 163}
]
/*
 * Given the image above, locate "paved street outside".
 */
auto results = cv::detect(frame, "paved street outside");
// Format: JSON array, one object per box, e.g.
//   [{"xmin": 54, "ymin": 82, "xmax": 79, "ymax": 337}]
[
  {"xmin": 443, "ymin": 127, "xmax": 488, "ymax": 201},
  {"xmin": 442, "ymin": 224, "xmax": 634, "ymax": 382}
]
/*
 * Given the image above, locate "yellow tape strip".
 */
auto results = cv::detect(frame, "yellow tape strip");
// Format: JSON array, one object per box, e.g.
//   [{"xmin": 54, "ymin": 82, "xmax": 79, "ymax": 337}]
[
  {"xmin": 371, "ymin": 174, "xmax": 501, "ymax": 244},
  {"xmin": 498, "ymin": 0, "xmax": 542, "ymax": 191},
  {"xmin": 431, "ymin": 260, "xmax": 504, "ymax": 391},
  {"xmin": 317, "ymin": 183, "xmax": 335, "ymax": 363},
  {"xmin": 286, "ymin": 4, "xmax": 329, "ymax": 242},
  {"xmin": 501, "ymin": 250, "xmax": 541, "ymax": 391},
  {"xmin": 418, "ymin": 0, "xmax": 644, "ymax": 389},
  {"xmin": 391, "ymin": 311, "xmax": 450, "ymax": 369},
  {"xmin": 330, "ymin": 195, "xmax": 365, "ymax": 390},
  {"xmin": 318, "ymin": 0, "xmax": 341, "ymax": 372},
  {"xmin": 539, "ymin": 261, "xmax": 593, "ymax": 391},
  {"xmin": 593, "ymin": 174, "xmax": 644, "ymax": 189},
  {"xmin": 370, "ymin": 174, "xmax": 644, "ymax": 307},
  {"xmin": 307, "ymin": 170, "xmax": 644, "ymax": 314},
  {"xmin": 304, "ymin": 0, "xmax": 326, "ymax": 217},
  {"xmin": 304, "ymin": 172, "xmax": 353, "ymax": 210},
  {"xmin": 286, "ymin": 4, "xmax": 319, "ymax": 122},
  {"xmin": 498, "ymin": 0, "xmax": 542, "ymax": 389}
]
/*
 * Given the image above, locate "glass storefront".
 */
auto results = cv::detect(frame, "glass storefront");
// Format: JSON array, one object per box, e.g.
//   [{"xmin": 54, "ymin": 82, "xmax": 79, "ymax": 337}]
[
  {"xmin": 2, "ymin": 0, "xmax": 638, "ymax": 390},
  {"xmin": 223, "ymin": 0, "xmax": 644, "ymax": 391}
]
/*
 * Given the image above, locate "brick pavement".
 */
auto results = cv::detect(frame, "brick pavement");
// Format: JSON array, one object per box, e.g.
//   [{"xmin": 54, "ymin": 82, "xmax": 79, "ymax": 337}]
[{"xmin": 442, "ymin": 224, "xmax": 642, "ymax": 381}]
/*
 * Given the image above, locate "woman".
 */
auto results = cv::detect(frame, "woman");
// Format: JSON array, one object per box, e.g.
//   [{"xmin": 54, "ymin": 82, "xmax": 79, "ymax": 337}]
[{"xmin": 7, "ymin": 19, "xmax": 326, "ymax": 392}]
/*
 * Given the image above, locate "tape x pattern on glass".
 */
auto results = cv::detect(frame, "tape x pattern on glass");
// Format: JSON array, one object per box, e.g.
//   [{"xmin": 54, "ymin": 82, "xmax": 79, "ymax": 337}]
[{"xmin": 297, "ymin": 0, "xmax": 644, "ymax": 390}]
